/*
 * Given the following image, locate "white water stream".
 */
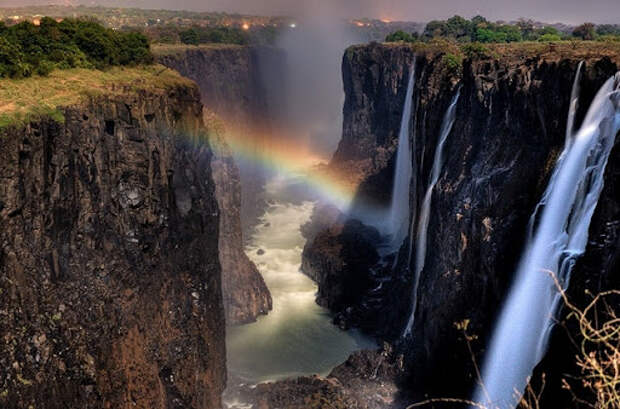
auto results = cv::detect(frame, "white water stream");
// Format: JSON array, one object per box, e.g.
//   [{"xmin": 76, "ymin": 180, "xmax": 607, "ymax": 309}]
[
  {"xmin": 474, "ymin": 72, "xmax": 620, "ymax": 409},
  {"xmin": 403, "ymin": 89, "xmax": 461, "ymax": 337}
]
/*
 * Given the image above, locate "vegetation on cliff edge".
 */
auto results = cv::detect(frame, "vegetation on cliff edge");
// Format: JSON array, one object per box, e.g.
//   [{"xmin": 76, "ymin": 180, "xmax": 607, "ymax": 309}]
[{"xmin": 0, "ymin": 65, "xmax": 191, "ymax": 129}]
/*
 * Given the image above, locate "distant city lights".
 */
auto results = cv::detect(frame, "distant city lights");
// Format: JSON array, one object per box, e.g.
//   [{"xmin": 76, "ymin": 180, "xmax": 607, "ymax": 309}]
[
  {"xmin": 242, "ymin": 23, "xmax": 250, "ymax": 30},
  {"xmin": 290, "ymin": 23, "xmax": 297, "ymax": 28}
]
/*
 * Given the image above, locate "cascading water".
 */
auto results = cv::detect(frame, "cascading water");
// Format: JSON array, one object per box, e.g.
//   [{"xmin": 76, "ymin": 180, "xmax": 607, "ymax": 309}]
[
  {"xmin": 348, "ymin": 61, "xmax": 416, "ymax": 258},
  {"xmin": 383, "ymin": 62, "xmax": 416, "ymax": 251},
  {"xmin": 474, "ymin": 72, "xmax": 620, "ymax": 409},
  {"xmin": 403, "ymin": 89, "xmax": 461, "ymax": 337}
]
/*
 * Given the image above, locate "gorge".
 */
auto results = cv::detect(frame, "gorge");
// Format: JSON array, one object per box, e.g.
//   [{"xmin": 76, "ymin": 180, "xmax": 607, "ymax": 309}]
[{"xmin": 1, "ymin": 14, "xmax": 620, "ymax": 409}]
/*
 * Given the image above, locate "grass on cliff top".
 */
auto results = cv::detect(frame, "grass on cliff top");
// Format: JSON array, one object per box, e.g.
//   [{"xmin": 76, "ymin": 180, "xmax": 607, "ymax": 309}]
[
  {"xmin": 0, "ymin": 65, "xmax": 193, "ymax": 129},
  {"xmin": 152, "ymin": 43, "xmax": 245, "ymax": 57}
]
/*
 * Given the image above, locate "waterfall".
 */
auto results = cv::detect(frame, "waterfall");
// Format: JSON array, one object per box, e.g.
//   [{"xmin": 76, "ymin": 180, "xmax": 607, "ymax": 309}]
[
  {"xmin": 403, "ymin": 89, "xmax": 461, "ymax": 337},
  {"xmin": 474, "ymin": 72, "xmax": 620, "ymax": 409},
  {"xmin": 383, "ymin": 62, "xmax": 416, "ymax": 250},
  {"xmin": 566, "ymin": 61, "xmax": 584, "ymax": 145}
]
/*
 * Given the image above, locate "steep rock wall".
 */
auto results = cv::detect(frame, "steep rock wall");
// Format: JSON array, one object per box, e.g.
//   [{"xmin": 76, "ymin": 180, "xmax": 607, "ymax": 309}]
[
  {"xmin": 303, "ymin": 42, "xmax": 620, "ymax": 401},
  {"xmin": 0, "ymin": 85, "xmax": 226, "ymax": 408},
  {"xmin": 207, "ymin": 113, "xmax": 273, "ymax": 324},
  {"xmin": 158, "ymin": 45, "xmax": 284, "ymax": 324}
]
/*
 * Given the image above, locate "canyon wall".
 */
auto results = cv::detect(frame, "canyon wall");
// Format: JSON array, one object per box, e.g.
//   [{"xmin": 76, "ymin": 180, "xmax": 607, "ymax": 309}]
[
  {"xmin": 303, "ymin": 42, "xmax": 620, "ymax": 403},
  {"xmin": 158, "ymin": 45, "xmax": 285, "ymax": 324},
  {"xmin": 207, "ymin": 113, "xmax": 273, "ymax": 324},
  {"xmin": 0, "ymin": 84, "xmax": 226, "ymax": 408}
]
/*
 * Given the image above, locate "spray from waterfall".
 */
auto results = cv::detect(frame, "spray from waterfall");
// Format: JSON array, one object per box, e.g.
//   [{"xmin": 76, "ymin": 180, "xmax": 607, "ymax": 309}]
[
  {"xmin": 473, "ymin": 71, "xmax": 620, "ymax": 409},
  {"xmin": 403, "ymin": 88, "xmax": 461, "ymax": 337}
]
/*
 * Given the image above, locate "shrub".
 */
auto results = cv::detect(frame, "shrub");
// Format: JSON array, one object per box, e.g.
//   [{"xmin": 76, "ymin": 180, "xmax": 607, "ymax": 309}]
[
  {"xmin": 539, "ymin": 33, "xmax": 562, "ymax": 42},
  {"xmin": 385, "ymin": 30, "xmax": 416, "ymax": 43},
  {"xmin": 461, "ymin": 42, "xmax": 491, "ymax": 59},
  {"xmin": 442, "ymin": 53, "xmax": 462, "ymax": 76},
  {"xmin": 35, "ymin": 60, "xmax": 55, "ymax": 76}
]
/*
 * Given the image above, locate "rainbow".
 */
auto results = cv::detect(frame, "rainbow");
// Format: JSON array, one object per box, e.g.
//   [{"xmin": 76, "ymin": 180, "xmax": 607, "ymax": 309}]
[{"xmin": 208, "ymin": 127, "xmax": 359, "ymax": 210}]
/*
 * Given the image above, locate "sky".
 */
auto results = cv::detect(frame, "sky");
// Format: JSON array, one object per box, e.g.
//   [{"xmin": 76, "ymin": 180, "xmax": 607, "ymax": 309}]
[{"xmin": 3, "ymin": 0, "xmax": 620, "ymax": 24}]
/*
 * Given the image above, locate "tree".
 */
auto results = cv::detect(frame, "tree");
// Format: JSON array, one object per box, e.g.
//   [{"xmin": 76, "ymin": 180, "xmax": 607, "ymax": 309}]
[
  {"xmin": 573, "ymin": 23, "xmax": 596, "ymax": 40},
  {"xmin": 471, "ymin": 15, "xmax": 489, "ymax": 27},
  {"xmin": 516, "ymin": 18, "xmax": 536, "ymax": 38},
  {"xmin": 596, "ymin": 24, "xmax": 620, "ymax": 36},
  {"xmin": 385, "ymin": 30, "xmax": 415, "ymax": 43},
  {"xmin": 423, "ymin": 20, "xmax": 447, "ymax": 38},
  {"xmin": 497, "ymin": 24, "xmax": 523, "ymax": 42},
  {"xmin": 179, "ymin": 28, "xmax": 199, "ymax": 45},
  {"xmin": 445, "ymin": 15, "xmax": 473, "ymax": 40}
]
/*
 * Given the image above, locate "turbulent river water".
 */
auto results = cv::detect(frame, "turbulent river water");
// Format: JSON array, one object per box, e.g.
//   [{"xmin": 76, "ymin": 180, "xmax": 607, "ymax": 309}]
[{"xmin": 225, "ymin": 173, "xmax": 376, "ymax": 390}]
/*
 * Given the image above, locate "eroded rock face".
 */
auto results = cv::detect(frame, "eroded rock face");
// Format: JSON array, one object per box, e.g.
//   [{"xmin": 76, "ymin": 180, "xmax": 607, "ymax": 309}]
[
  {"xmin": 159, "ymin": 46, "xmax": 283, "ymax": 324},
  {"xmin": 0, "ymin": 86, "xmax": 226, "ymax": 408},
  {"xmin": 303, "ymin": 43, "xmax": 620, "ymax": 401},
  {"xmin": 209, "ymin": 122, "xmax": 272, "ymax": 324}
]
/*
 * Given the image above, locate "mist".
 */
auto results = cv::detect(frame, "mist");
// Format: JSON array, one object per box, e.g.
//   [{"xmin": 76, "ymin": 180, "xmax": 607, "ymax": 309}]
[{"xmin": 269, "ymin": 13, "xmax": 363, "ymax": 157}]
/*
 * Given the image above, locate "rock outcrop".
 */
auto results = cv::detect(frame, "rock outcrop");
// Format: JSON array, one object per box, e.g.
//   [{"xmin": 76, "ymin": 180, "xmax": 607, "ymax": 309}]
[
  {"xmin": 229, "ymin": 344, "xmax": 407, "ymax": 409},
  {"xmin": 0, "ymin": 82, "xmax": 226, "ymax": 408},
  {"xmin": 302, "ymin": 42, "xmax": 620, "ymax": 402},
  {"xmin": 207, "ymin": 112, "xmax": 272, "ymax": 324},
  {"xmin": 158, "ymin": 45, "xmax": 284, "ymax": 324}
]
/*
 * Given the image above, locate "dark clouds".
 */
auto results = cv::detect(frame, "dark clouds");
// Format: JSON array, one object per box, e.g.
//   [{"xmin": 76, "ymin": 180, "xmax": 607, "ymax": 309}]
[{"xmin": 3, "ymin": 0, "xmax": 620, "ymax": 23}]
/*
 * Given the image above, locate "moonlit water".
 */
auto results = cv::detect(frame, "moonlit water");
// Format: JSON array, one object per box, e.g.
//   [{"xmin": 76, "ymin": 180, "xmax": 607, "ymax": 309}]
[
  {"xmin": 474, "ymin": 73, "xmax": 620, "ymax": 409},
  {"xmin": 403, "ymin": 89, "xmax": 461, "ymax": 337},
  {"xmin": 225, "ymin": 174, "xmax": 376, "ymax": 388}
]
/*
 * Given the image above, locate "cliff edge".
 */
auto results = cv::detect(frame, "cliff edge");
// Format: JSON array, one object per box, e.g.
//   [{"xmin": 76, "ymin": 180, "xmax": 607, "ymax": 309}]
[{"xmin": 0, "ymin": 67, "xmax": 226, "ymax": 409}]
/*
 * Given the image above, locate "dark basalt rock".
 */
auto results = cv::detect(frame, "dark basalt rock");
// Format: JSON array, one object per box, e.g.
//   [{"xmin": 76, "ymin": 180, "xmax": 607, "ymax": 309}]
[
  {"xmin": 302, "ymin": 43, "xmax": 620, "ymax": 403},
  {"xmin": 0, "ymin": 86, "xmax": 226, "ymax": 408},
  {"xmin": 210, "ymin": 122, "xmax": 272, "ymax": 325},
  {"xmin": 158, "ymin": 46, "xmax": 284, "ymax": 324}
]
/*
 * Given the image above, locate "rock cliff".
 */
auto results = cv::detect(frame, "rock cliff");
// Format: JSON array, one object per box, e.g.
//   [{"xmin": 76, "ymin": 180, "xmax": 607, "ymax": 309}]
[
  {"xmin": 157, "ymin": 45, "xmax": 284, "ymax": 324},
  {"xmin": 302, "ymin": 42, "xmax": 620, "ymax": 402},
  {"xmin": 0, "ymin": 79, "xmax": 226, "ymax": 408},
  {"xmin": 206, "ymin": 112, "xmax": 272, "ymax": 325}
]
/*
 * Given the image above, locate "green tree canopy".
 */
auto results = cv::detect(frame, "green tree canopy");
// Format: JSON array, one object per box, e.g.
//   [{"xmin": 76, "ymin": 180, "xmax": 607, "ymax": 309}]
[{"xmin": 0, "ymin": 17, "xmax": 152, "ymax": 78}]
